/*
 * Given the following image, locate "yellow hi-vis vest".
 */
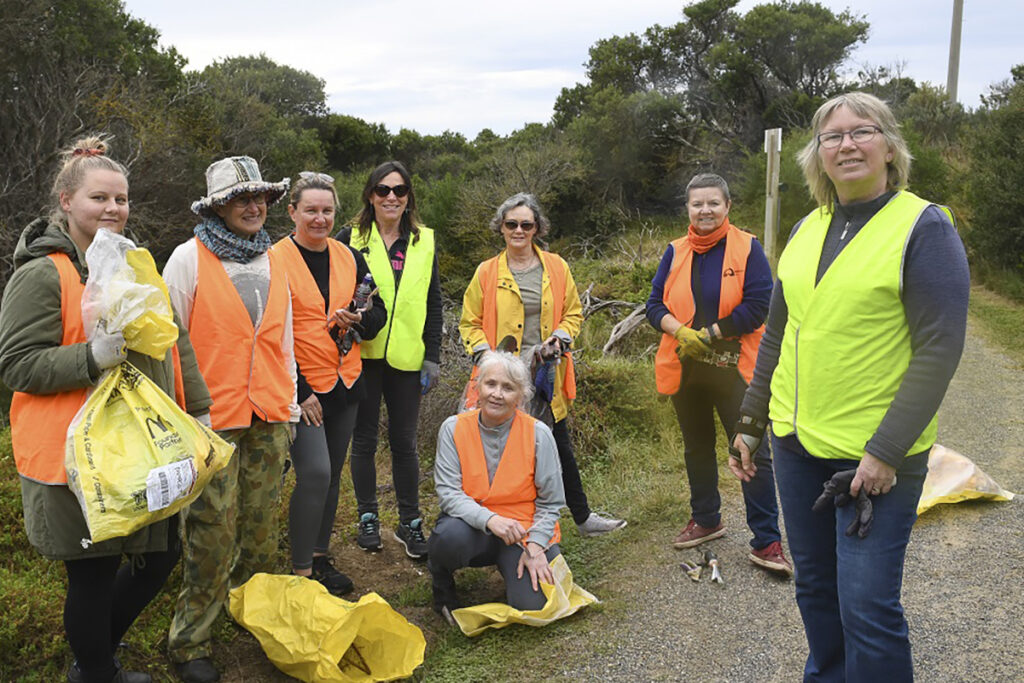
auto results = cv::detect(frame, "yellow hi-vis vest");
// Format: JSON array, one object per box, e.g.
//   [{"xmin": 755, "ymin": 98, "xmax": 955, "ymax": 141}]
[
  {"xmin": 350, "ymin": 224, "xmax": 434, "ymax": 371},
  {"xmin": 769, "ymin": 191, "xmax": 952, "ymax": 460}
]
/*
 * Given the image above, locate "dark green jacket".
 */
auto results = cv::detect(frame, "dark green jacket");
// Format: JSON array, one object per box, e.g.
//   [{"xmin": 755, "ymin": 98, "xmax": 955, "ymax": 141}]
[{"xmin": 0, "ymin": 219, "xmax": 212, "ymax": 560}]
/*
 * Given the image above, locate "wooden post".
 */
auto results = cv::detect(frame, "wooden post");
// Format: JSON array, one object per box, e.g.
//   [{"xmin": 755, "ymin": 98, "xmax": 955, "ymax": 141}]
[
  {"xmin": 947, "ymin": 0, "xmax": 964, "ymax": 102},
  {"xmin": 763, "ymin": 128, "xmax": 782, "ymax": 270}
]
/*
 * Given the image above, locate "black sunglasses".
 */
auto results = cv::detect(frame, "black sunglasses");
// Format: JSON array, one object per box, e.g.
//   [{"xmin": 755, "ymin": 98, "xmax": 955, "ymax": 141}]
[
  {"xmin": 372, "ymin": 183, "xmax": 410, "ymax": 198},
  {"xmin": 503, "ymin": 219, "xmax": 536, "ymax": 231}
]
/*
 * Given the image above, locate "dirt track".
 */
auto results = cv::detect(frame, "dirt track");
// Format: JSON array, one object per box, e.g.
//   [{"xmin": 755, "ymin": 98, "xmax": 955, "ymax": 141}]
[{"xmin": 557, "ymin": 320, "xmax": 1024, "ymax": 682}]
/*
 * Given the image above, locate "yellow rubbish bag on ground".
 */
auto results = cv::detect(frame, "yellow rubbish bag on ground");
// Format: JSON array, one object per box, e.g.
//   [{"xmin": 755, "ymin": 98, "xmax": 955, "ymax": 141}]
[
  {"xmin": 83, "ymin": 228, "xmax": 178, "ymax": 359},
  {"xmin": 452, "ymin": 554, "xmax": 599, "ymax": 637},
  {"xmin": 228, "ymin": 573, "xmax": 426, "ymax": 683},
  {"xmin": 918, "ymin": 444, "xmax": 1015, "ymax": 515},
  {"xmin": 65, "ymin": 362, "xmax": 233, "ymax": 543}
]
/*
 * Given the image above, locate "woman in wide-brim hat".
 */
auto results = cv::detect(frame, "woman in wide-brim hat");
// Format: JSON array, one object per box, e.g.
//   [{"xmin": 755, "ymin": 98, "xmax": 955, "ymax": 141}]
[{"xmin": 163, "ymin": 155, "xmax": 299, "ymax": 683}]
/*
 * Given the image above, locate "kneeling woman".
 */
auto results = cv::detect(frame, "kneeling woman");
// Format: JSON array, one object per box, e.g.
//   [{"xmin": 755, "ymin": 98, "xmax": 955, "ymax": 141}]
[{"xmin": 427, "ymin": 352, "xmax": 565, "ymax": 624}]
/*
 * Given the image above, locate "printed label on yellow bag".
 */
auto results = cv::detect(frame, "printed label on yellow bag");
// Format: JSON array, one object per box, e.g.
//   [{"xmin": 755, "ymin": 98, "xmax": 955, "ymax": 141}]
[{"xmin": 145, "ymin": 459, "xmax": 198, "ymax": 512}]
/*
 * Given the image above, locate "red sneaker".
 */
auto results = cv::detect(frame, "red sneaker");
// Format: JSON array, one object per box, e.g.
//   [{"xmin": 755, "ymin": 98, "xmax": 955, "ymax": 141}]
[
  {"xmin": 672, "ymin": 519, "xmax": 725, "ymax": 549},
  {"xmin": 749, "ymin": 540, "xmax": 793, "ymax": 576}
]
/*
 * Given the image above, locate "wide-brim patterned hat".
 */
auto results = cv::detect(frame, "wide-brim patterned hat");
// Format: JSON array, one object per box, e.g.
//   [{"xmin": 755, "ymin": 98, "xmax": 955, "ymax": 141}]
[{"xmin": 190, "ymin": 156, "xmax": 290, "ymax": 216}]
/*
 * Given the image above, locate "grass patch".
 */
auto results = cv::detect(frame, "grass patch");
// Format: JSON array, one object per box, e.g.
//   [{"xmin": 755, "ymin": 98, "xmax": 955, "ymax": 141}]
[{"xmin": 968, "ymin": 285, "xmax": 1024, "ymax": 366}]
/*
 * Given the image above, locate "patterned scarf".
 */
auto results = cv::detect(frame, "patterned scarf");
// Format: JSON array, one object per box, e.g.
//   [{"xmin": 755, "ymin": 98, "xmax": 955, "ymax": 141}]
[{"xmin": 193, "ymin": 216, "xmax": 272, "ymax": 263}]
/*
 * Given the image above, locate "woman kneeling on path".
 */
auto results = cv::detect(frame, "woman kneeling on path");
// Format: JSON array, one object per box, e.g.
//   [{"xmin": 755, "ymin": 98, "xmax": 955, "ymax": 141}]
[
  {"xmin": 732, "ymin": 91, "xmax": 969, "ymax": 681},
  {"xmin": 0, "ymin": 135, "xmax": 211, "ymax": 683},
  {"xmin": 427, "ymin": 351, "xmax": 565, "ymax": 625},
  {"xmin": 646, "ymin": 172, "xmax": 790, "ymax": 575},
  {"xmin": 163, "ymin": 156, "xmax": 299, "ymax": 683},
  {"xmin": 271, "ymin": 171, "xmax": 386, "ymax": 595}
]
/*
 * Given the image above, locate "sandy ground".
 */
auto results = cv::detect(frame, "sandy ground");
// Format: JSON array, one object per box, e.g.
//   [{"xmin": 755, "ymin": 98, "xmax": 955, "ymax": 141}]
[{"xmin": 557, "ymin": 320, "xmax": 1024, "ymax": 682}]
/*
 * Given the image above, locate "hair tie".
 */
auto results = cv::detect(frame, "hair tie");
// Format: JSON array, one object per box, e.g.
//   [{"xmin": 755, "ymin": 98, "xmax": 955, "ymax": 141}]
[{"xmin": 72, "ymin": 148, "xmax": 103, "ymax": 157}]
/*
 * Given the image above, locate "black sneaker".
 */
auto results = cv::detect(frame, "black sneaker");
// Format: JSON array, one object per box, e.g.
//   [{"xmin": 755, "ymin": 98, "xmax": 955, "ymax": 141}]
[
  {"xmin": 174, "ymin": 657, "xmax": 219, "ymax": 683},
  {"xmin": 68, "ymin": 660, "xmax": 152, "ymax": 683},
  {"xmin": 310, "ymin": 555, "xmax": 355, "ymax": 596},
  {"xmin": 394, "ymin": 518, "xmax": 428, "ymax": 559},
  {"xmin": 357, "ymin": 512, "xmax": 383, "ymax": 551}
]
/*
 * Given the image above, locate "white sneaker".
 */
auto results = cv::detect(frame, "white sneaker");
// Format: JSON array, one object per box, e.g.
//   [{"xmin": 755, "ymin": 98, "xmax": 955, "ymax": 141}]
[{"xmin": 576, "ymin": 512, "xmax": 627, "ymax": 538}]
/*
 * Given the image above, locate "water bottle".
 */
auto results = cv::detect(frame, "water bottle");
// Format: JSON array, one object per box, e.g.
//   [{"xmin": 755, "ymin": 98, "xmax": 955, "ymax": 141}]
[{"xmin": 337, "ymin": 274, "xmax": 374, "ymax": 356}]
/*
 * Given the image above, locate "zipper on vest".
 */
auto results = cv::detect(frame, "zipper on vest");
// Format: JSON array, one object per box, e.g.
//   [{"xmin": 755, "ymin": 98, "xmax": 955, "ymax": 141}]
[{"xmin": 792, "ymin": 326, "xmax": 800, "ymax": 435}]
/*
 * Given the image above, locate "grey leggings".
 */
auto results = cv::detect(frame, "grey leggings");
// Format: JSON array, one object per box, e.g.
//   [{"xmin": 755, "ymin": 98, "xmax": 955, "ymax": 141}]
[
  {"xmin": 427, "ymin": 514, "xmax": 561, "ymax": 610},
  {"xmin": 288, "ymin": 400, "xmax": 358, "ymax": 569}
]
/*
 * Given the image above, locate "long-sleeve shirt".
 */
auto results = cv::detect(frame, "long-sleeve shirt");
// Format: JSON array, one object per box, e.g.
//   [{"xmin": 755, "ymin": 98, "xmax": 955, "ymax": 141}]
[
  {"xmin": 741, "ymin": 192, "xmax": 970, "ymax": 466},
  {"xmin": 645, "ymin": 234, "xmax": 773, "ymax": 337},
  {"xmin": 162, "ymin": 238, "xmax": 300, "ymax": 423},
  {"xmin": 434, "ymin": 413, "xmax": 565, "ymax": 548}
]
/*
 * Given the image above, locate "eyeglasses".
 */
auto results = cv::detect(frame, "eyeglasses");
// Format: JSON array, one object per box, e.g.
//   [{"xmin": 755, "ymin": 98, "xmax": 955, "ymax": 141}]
[
  {"xmin": 228, "ymin": 193, "xmax": 267, "ymax": 208},
  {"xmin": 372, "ymin": 183, "xmax": 410, "ymax": 198},
  {"xmin": 299, "ymin": 171, "xmax": 335, "ymax": 184},
  {"xmin": 502, "ymin": 220, "xmax": 536, "ymax": 232},
  {"xmin": 817, "ymin": 125, "xmax": 882, "ymax": 149}
]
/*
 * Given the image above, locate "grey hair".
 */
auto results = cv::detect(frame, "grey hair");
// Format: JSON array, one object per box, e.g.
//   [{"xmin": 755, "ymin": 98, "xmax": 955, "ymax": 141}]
[
  {"xmin": 476, "ymin": 351, "xmax": 534, "ymax": 408},
  {"xmin": 488, "ymin": 192, "xmax": 550, "ymax": 239},
  {"xmin": 797, "ymin": 91, "xmax": 912, "ymax": 212},
  {"xmin": 684, "ymin": 173, "xmax": 731, "ymax": 203}
]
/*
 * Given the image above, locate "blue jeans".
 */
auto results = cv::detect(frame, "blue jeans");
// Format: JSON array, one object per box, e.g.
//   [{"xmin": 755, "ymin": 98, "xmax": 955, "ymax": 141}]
[
  {"xmin": 671, "ymin": 361, "xmax": 781, "ymax": 548},
  {"xmin": 772, "ymin": 433, "xmax": 928, "ymax": 683}
]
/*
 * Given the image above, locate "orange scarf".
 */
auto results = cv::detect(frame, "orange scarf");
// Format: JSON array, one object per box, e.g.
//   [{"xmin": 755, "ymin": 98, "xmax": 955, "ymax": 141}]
[{"xmin": 686, "ymin": 219, "xmax": 731, "ymax": 254}]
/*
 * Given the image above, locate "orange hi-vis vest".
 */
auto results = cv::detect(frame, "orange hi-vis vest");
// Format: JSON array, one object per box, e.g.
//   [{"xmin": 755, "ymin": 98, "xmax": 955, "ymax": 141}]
[
  {"xmin": 190, "ymin": 239, "xmax": 293, "ymax": 430},
  {"xmin": 468, "ymin": 251, "xmax": 577, "ymax": 401},
  {"xmin": 10, "ymin": 253, "xmax": 89, "ymax": 484},
  {"xmin": 655, "ymin": 226, "xmax": 765, "ymax": 395},
  {"xmin": 453, "ymin": 409, "xmax": 561, "ymax": 544},
  {"xmin": 271, "ymin": 237, "xmax": 361, "ymax": 393}
]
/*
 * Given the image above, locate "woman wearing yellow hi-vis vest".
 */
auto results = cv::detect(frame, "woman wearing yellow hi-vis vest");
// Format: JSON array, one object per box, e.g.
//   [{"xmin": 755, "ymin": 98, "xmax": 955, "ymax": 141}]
[
  {"xmin": 338, "ymin": 161, "xmax": 442, "ymax": 560},
  {"xmin": 460, "ymin": 192, "xmax": 625, "ymax": 538},
  {"xmin": 731, "ymin": 92, "xmax": 969, "ymax": 682}
]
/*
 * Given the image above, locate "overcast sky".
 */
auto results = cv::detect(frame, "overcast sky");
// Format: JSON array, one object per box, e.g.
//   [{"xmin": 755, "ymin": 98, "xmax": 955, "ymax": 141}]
[{"xmin": 121, "ymin": 0, "xmax": 1021, "ymax": 138}]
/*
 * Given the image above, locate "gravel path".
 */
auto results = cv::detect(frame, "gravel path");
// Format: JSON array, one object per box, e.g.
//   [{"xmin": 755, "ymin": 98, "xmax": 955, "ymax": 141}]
[{"xmin": 559, "ymin": 321, "xmax": 1024, "ymax": 682}]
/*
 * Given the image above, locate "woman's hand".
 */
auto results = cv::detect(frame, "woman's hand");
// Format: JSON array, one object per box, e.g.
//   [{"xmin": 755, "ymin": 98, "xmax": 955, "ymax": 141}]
[
  {"xmin": 850, "ymin": 451, "xmax": 898, "ymax": 497},
  {"xmin": 486, "ymin": 515, "xmax": 527, "ymax": 546},
  {"xmin": 728, "ymin": 433, "xmax": 758, "ymax": 482},
  {"xmin": 517, "ymin": 542, "xmax": 553, "ymax": 592},
  {"xmin": 329, "ymin": 307, "xmax": 362, "ymax": 334},
  {"xmin": 299, "ymin": 394, "xmax": 323, "ymax": 427}
]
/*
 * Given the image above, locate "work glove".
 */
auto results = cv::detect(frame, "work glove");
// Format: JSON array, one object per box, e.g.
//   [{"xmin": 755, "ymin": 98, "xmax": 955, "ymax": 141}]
[
  {"xmin": 90, "ymin": 328, "xmax": 127, "ymax": 370},
  {"xmin": 420, "ymin": 360, "xmax": 440, "ymax": 395},
  {"xmin": 812, "ymin": 469, "xmax": 874, "ymax": 539},
  {"xmin": 533, "ymin": 360, "xmax": 556, "ymax": 404},
  {"xmin": 471, "ymin": 347, "xmax": 489, "ymax": 366},
  {"xmin": 673, "ymin": 325, "xmax": 712, "ymax": 359},
  {"xmin": 728, "ymin": 415, "xmax": 766, "ymax": 460}
]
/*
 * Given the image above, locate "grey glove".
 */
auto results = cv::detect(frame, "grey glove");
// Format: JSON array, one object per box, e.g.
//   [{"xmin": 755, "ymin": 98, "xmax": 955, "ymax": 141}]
[
  {"xmin": 420, "ymin": 360, "xmax": 440, "ymax": 395},
  {"xmin": 90, "ymin": 328, "xmax": 127, "ymax": 370},
  {"xmin": 729, "ymin": 415, "xmax": 766, "ymax": 460},
  {"xmin": 195, "ymin": 413, "xmax": 212, "ymax": 429},
  {"xmin": 812, "ymin": 469, "xmax": 874, "ymax": 538}
]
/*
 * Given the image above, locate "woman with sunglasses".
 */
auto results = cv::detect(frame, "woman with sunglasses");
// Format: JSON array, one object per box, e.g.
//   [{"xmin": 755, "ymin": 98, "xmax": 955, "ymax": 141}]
[
  {"xmin": 459, "ymin": 192, "xmax": 626, "ymax": 538},
  {"xmin": 337, "ymin": 161, "xmax": 442, "ymax": 559},
  {"xmin": 731, "ymin": 92, "xmax": 969, "ymax": 681},
  {"xmin": 163, "ymin": 156, "xmax": 298, "ymax": 683},
  {"xmin": 271, "ymin": 172, "xmax": 386, "ymax": 595}
]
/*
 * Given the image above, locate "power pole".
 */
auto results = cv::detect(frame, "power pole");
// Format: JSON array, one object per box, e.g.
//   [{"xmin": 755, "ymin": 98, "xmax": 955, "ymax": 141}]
[
  {"xmin": 947, "ymin": 0, "xmax": 964, "ymax": 102},
  {"xmin": 763, "ymin": 128, "xmax": 782, "ymax": 270}
]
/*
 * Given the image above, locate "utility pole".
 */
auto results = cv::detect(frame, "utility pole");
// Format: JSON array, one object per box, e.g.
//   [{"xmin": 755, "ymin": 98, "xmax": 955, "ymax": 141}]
[
  {"xmin": 763, "ymin": 128, "xmax": 782, "ymax": 270},
  {"xmin": 947, "ymin": 0, "xmax": 964, "ymax": 102}
]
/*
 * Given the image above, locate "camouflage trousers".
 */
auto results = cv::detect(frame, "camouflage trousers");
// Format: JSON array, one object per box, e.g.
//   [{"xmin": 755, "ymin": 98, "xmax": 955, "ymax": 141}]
[{"xmin": 167, "ymin": 419, "xmax": 290, "ymax": 662}]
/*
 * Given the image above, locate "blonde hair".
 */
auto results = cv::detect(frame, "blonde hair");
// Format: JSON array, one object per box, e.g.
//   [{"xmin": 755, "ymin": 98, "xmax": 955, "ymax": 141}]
[
  {"xmin": 797, "ymin": 91, "xmax": 912, "ymax": 211},
  {"xmin": 49, "ymin": 135, "xmax": 129, "ymax": 227}
]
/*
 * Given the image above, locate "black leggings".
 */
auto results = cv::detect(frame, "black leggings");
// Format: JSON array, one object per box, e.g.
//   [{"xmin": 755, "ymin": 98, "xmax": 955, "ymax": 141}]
[
  {"xmin": 551, "ymin": 419, "xmax": 592, "ymax": 524},
  {"xmin": 63, "ymin": 517, "xmax": 180, "ymax": 683}
]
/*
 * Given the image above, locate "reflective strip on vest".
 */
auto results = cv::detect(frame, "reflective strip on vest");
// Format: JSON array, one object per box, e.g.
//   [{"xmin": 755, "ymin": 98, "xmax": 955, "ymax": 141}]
[
  {"xmin": 271, "ymin": 237, "xmax": 360, "ymax": 393},
  {"xmin": 190, "ymin": 240, "xmax": 293, "ymax": 431},
  {"xmin": 453, "ymin": 409, "xmax": 561, "ymax": 544},
  {"xmin": 10, "ymin": 253, "xmax": 89, "ymax": 484},
  {"xmin": 654, "ymin": 226, "xmax": 764, "ymax": 394},
  {"xmin": 350, "ymin": 225, "xmax": 433, "ymax": 371},
  {"xmin": 769, "ymin": 191, "xmax": 947, "ymax": 459}
]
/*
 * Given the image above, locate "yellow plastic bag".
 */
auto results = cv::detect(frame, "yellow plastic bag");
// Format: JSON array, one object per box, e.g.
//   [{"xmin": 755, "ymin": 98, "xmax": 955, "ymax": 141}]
[
  {"xmin": 83, "ymin": 229, "xmax": 178, "ymax": 359},
  {"xmin": 917, "ymin": 443, "xmax": 1015, "ymax": 515},
  {"xmin": 65, "ymin": 362, "xmax": 233, "ymax": 543},
  {"xmin": 228, "ymin": 573, "xmax": 426, "ymax": 683},
  {"xmin": 452, "ymin": 554, "xmax": 599, "ymax": 637}
]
